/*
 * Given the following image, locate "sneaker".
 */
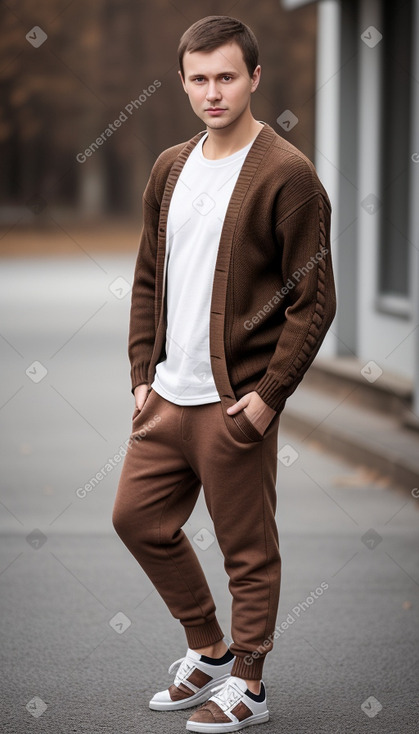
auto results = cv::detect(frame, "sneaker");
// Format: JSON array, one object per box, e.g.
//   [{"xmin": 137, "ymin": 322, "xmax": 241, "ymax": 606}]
[
  {"xmin": 149, "ymin": 638, "xmax": 235, "ymax": 711},
  {"xmin": 186, "ymin": 675, "xmax": 269, "ymax": 732}
]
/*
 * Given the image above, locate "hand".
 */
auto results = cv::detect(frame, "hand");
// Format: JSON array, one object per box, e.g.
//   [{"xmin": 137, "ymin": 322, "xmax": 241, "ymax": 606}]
[
  {"xmin": 133, "ymin": 383, "xmax": 149, "ymax": 418},
  {"xmin": 226, "ymin": 391, "xmax": 277, "ymax": 436}
]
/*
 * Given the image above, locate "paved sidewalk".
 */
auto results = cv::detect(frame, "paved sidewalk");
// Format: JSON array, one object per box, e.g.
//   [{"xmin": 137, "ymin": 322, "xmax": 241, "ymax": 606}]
[
  {"xmin": 1, "ymin": 255, "xmax": 418, "ymax": 733},
  {"xmin": 282, "ymin": 377, "xmax": 419, "ymax": 494}
]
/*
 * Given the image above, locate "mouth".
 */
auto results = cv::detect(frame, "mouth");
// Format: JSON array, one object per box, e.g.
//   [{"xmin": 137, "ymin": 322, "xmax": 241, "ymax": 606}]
[{"xmin": 206, "ymin": 108, "xmax": 227, "ymax": 115}]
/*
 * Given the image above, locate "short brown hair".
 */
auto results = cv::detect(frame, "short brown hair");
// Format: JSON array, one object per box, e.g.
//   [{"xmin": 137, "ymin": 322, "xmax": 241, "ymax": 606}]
[{"xmin": 178, "ymin": 16, "xmax": 259, "ymax": 80}]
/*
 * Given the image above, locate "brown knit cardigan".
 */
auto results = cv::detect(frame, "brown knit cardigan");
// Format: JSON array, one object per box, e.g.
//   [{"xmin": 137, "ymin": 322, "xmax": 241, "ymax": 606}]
[{"xmin": 128, "ymin": 122, "xmax": 337, "ymax": 440}]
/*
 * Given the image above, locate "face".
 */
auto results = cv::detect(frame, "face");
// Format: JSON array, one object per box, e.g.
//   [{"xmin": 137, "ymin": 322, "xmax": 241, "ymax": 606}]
[{"xmin": 179, "ymin": 41, "xmax": 261, "ymax": 130}]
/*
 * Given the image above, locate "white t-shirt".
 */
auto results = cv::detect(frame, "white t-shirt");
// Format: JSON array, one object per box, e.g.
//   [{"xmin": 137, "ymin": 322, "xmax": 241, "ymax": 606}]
[{"xmin": 151, "ymin": 132, "xmax": 256, "ymax": 405}]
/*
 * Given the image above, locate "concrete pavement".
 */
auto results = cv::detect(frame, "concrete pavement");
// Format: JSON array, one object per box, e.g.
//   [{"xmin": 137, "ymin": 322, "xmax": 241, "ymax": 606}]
[{"xmin": 0, "ymin": 255, "xmax": 418, "ymax": 733}]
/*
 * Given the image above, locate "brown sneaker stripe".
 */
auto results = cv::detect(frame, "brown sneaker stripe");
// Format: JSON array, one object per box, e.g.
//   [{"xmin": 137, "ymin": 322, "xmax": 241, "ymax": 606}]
[
  {"xmin": 231, "ymin": 701, "xmax": 253, "ymax": 721},
  {"xmin": 186, "ymin": 668, "xmax": 213, "ymax": 688},
  {"xmin": 168, "ymin": 682, "xmax": 195, "ymax": 701},
  {"xmin": 188, "ymin": 701, "xmax": 231, "ymax": 723}
]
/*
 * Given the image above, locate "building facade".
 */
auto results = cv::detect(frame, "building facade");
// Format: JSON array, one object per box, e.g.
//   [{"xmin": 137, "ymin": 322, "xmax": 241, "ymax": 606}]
[{"xmin": 282, "ymin": 0, "xmax": 419, "ymax": 417}]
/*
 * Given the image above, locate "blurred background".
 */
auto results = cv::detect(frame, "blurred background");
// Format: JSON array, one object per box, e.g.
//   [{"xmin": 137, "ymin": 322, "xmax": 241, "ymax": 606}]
[
  {"xmin": 0, "ymin": 0, "xmax": 317, "ymax": 238},
  {"xmin": 1, "ymin": 1, "xmax": 419, "ymax": 732}
]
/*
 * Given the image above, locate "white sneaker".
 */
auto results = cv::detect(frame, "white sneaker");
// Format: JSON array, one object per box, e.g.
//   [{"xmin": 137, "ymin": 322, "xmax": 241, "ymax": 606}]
[
  {"xmin": 149, "ymin": 638, "xmax": 235, "ymax": 711},
  {"xmin": 186, "ymin": 675, "xmax": 269, "ymax": 732}
]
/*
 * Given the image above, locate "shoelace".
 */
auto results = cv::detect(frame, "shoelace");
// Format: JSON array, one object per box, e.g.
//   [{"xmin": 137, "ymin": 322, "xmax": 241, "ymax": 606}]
[
  {"xmin": 168, "ymin": 655, "xmax": 194, "ymax": 682},
  {"xmin": 210, "ymin": 679, "xmax": 242, "ymax": 711},
  {"xmin": 168, "ymin": 638, "xmax": 233, "ymax": 680}
]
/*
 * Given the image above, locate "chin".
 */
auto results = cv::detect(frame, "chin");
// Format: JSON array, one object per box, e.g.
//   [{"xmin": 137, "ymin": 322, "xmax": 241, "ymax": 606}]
[
  {"xmin": 204, "ymin": 116, "xmax": 235, "ymax": 130},
  {"xmin": 206, "ymin": 121, "xmax": 230, "ymax": 129}
]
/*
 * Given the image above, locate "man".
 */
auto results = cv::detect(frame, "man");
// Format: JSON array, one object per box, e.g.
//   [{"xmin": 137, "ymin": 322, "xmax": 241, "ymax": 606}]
[{"xmin": 112, "ymin": 15, "xmax": 336, "ymax": 733}]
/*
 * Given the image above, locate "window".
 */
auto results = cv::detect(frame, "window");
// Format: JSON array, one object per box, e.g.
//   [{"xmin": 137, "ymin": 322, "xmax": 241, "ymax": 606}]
[{"xmin": 377, "ymin": 0, "xmax": 413, "ymax": 314}]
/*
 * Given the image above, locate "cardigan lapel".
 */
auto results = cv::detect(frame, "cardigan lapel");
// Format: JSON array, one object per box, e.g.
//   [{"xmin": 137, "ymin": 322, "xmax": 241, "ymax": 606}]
[
  {"xmin": 154, "ymin": 130, "xmax": 206, "ymax": 330},
  {"xmin": 208, "ymin": 123, "xmax": 277, "ymax": 402}
]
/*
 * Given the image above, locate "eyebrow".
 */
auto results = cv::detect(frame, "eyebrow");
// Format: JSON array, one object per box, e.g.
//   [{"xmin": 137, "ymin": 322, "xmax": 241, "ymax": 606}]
[{"xmin": 187, "ymin": 71, "xmax": 238, "ymax": 79}]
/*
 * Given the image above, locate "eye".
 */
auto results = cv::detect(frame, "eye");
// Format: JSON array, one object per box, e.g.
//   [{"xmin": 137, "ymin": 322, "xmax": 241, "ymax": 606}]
[{"xmin": 222, "ymin": 75, "xmax": 233, "ymax": 82}]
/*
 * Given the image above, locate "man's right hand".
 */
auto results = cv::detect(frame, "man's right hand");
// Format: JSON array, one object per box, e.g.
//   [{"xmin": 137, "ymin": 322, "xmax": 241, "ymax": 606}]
[{"xmin": 133, "ymin": 383, "xmax": 150, "ymax": 418}]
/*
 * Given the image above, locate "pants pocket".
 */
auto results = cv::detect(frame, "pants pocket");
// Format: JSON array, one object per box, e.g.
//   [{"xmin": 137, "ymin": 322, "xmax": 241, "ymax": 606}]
[
  {"xmin": 231, "ymin": 409, "xmax": 264, "ymax": 443},
  {"xmin": 131, "ymin": 388, "xmax": 156, "ymax": 429}
]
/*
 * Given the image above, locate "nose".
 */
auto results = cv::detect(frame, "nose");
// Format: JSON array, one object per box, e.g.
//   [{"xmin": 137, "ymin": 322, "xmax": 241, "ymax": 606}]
[{"xmin": 206, "ymin": 80, "xmax": 222, "ymax": 102}]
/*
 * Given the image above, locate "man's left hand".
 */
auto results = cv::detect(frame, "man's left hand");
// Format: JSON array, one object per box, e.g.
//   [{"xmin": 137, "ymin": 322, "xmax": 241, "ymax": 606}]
[{"xmin": 226, "ymin": 391, "xmax": 277, "ymax": 437}]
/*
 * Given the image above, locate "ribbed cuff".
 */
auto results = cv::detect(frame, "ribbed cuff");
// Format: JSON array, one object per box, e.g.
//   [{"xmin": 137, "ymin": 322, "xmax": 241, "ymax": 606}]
[
  {"xmin": 183, "ymin": 617, "xmax": 225, "ymax": 649},
  {"xmin": 254, "ymin": 372, "xmax": 288, "ymax": 413},
  {"xmin": 130, "ymin": 364, "xmax": 150, "ymax": 396},
  {"xmin": 231, "ymin": 653, "xmax": 266, "ymax": 680}
]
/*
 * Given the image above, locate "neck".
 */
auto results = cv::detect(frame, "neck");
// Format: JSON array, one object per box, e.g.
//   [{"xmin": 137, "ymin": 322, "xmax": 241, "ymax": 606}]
[{"xmin": 202, "ymin": 112, "xmax": 264, "ymax": 160}]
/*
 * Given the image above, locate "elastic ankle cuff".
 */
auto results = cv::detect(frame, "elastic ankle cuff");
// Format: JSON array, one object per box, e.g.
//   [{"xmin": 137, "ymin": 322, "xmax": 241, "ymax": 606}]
[
  {"xmin": 231, "ymin": 654, "xmax": 265, "ymax": 680},
  {"xmin": 183, "ymin": 618, "xmax": 224, "ymax": 649}
]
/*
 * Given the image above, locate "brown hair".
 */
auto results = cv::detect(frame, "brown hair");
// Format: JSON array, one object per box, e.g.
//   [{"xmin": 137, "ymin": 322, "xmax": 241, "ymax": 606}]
[{"xmin": 178, "ymin": 16, "xmax": 259, "ymax": 80}]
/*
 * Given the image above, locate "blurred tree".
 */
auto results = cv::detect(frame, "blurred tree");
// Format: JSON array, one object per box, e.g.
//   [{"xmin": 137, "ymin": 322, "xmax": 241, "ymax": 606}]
[{"xmin": 0, "ymin": 0, "xmax": 317, "ymax": 224}]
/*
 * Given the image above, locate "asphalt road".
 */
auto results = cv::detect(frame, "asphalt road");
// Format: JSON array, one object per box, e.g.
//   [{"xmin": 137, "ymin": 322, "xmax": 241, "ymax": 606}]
[{"xmin": 1, "ymin": 254, "xmax": 418, "ymax": 733}]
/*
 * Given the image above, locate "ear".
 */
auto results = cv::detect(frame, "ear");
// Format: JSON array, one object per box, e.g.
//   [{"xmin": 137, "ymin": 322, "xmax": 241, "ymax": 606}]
[
  {"xmin": 178, "ymin": 69, "xmax": 188, "ymax": 94},
  {"xmin": 250, "ymin": 64, "xmax": 261, "ymax": 93}
]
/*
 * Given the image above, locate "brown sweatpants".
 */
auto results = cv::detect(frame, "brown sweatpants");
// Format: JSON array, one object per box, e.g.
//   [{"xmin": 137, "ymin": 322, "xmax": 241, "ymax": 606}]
[{"xmin": 112, "ymin": 388, "xmax": 281, "ymax": 680}]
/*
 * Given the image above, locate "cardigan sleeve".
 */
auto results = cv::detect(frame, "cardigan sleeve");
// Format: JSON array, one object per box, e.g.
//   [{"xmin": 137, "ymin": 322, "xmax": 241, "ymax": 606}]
[
  {"xmin": 254, "ymin": 192, "xmax": 337, "ymax": 414},
  {"xmin": 128, "ymin": 183, "xmax": 161, "ymax": 395}
]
